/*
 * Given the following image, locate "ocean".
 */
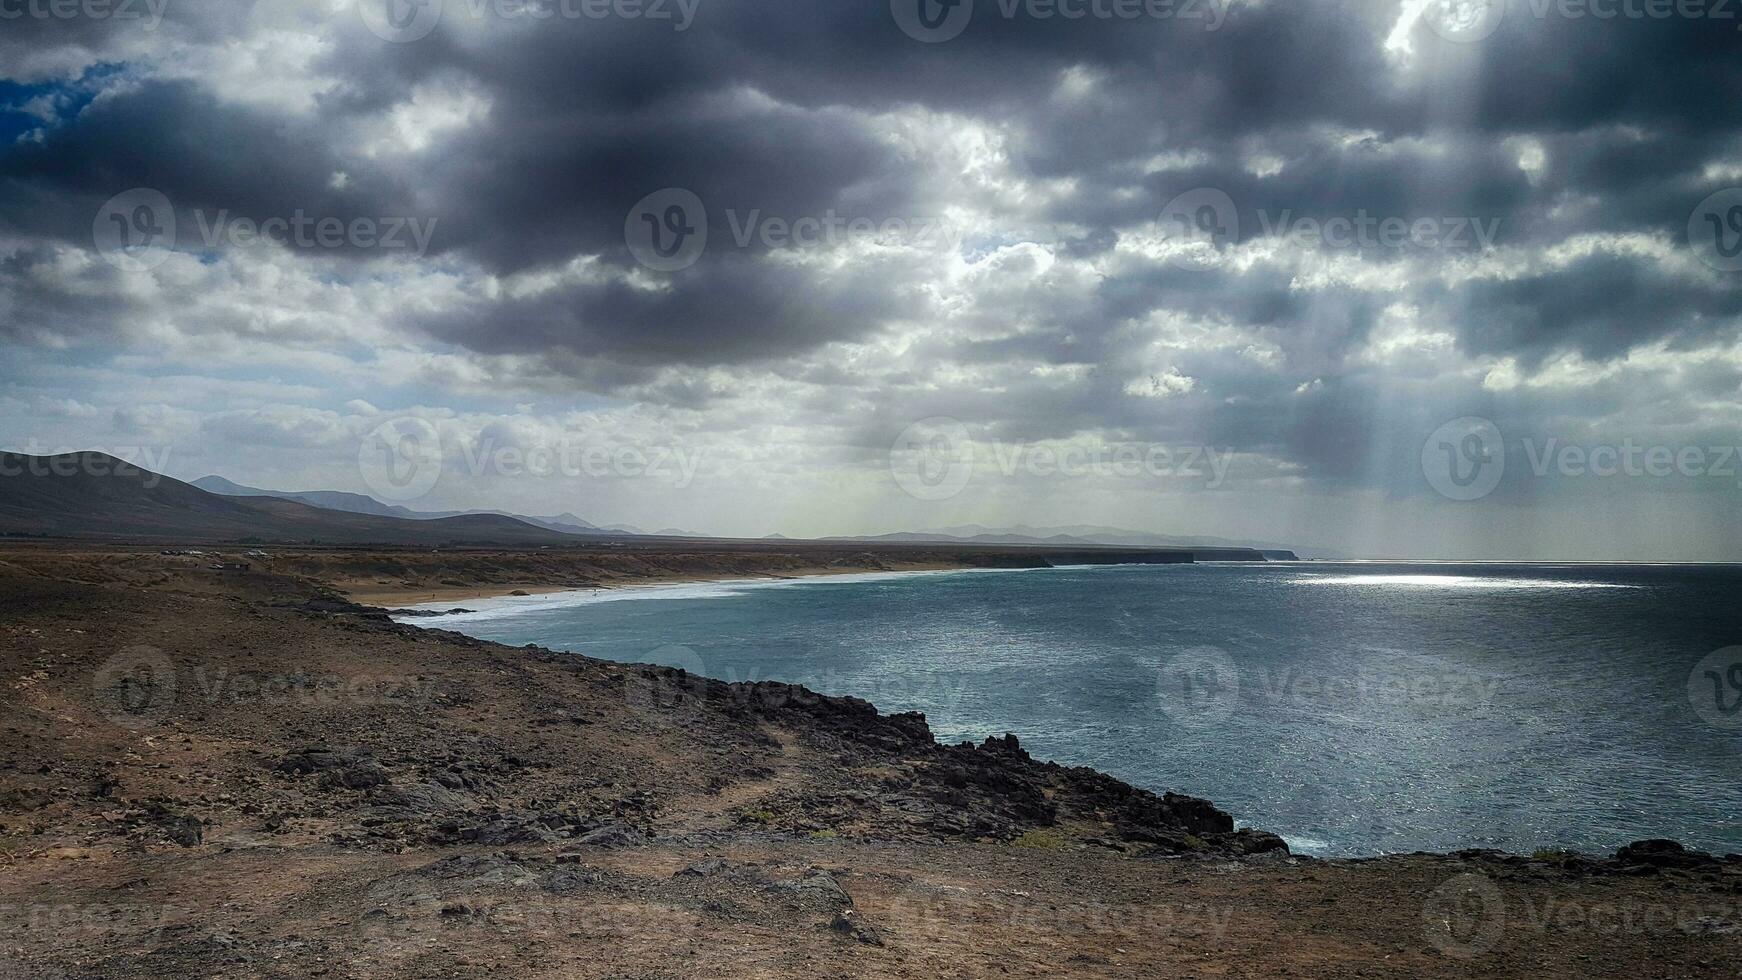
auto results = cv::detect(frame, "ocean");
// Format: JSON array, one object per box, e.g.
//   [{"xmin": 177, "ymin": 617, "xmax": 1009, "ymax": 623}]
[{"xmin": 399, "ymin": 561, "xmax": 1742, "ymax": 857}]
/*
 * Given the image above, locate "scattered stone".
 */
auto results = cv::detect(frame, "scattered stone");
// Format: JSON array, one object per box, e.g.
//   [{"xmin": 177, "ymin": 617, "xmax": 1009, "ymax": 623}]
[
  {"xmin": 827, "ymin": 909, "xmax": 883, "ymax": 946},
  {"xmin": 459, "ymin": 818, "xmax": 561, "ymax": 845},
  {"xmin": 577, "ymin": 824, "xmax": 642, "ymax": 848},
  {"xmin": 276, "ymin": 747, "xmax": 372, "ymax": 775},
  {"xmin": 784, "ymin": 869, "xmax": 852, "ymax": 907},
  {"xmin": 676, "ymin": 858, "xmax": 730, "ymax": 878},
  {"xmin": 373, "ymin": 781, "xmax": 474, "ymax": 819},
  {"xmin": 320, "ymin": 763, "xmax": 391, "ymax": 790}
]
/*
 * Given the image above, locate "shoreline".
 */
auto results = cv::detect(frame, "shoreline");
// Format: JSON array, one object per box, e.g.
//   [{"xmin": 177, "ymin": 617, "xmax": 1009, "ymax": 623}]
[
  {"xmin": 351, "ymin": 559, "xmax": 980, "ymax": 608},
  {"xmin": 380, "ymin": 558, "xmax": 1742, "ymax": 861},
  {"xmin": 344, "ymin": 555, "xmax": 1724, "ymax": 610},
  {"xmin": 4, "ymin": 544, "xmax": 1740, "ymax": 977}
]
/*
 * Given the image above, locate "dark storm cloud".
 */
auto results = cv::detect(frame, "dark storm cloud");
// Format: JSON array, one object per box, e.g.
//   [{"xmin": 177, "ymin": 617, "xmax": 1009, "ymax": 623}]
[
  {"xmin": 421, "ymin": 95, "xmax": 906, "ymax": 272},
  {"xmin": 414, "ymin": 250, "xmax": 924, "ymax": 365},
  {"xmin": 1, "ymin": 0, "xmax": 1740, "ymax": 500},
  {"xmin": 0, "ymin": 80, "xmax": 418, "ymax": 249},
  {"xmin": 1450, "ymin": 251, "xmax": 1742, "ymax": 363}
]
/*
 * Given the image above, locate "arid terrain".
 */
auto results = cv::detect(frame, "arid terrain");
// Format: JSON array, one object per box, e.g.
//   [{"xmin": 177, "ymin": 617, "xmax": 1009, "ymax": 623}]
[{"xmin": 3, "ymin": 544, "xmax": 1740, "ymax": 978}]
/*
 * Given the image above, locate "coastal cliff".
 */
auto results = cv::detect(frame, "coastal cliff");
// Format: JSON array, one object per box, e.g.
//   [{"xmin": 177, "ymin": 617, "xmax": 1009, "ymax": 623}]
[{"xmin": 1, "ymin": 546, "xmax": 1736, "ymax": 978}]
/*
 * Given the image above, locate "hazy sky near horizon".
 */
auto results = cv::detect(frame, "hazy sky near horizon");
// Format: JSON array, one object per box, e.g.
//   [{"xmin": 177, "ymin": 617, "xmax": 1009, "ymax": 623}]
[{"xmin": 2, "ymin": 0, "xmax": 1741, "ymax": 558}]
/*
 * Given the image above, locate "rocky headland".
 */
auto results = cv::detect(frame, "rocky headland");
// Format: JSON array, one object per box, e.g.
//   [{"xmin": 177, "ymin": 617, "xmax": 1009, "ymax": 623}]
[{"xmin": 1, "ymin": 545, "xmax": 1738, "ymax": 977}]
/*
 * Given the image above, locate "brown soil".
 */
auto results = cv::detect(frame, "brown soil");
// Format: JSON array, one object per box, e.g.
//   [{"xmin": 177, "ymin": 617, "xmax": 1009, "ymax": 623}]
[{"xmin": 2, "ymin": 546, "xmax": 1738, "ymax": 978}]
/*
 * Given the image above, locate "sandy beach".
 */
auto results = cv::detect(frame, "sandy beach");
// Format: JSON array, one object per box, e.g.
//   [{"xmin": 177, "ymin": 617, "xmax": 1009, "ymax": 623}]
[{"xmin": 347, "ymin": 559, "xmax": 979, "ymax": 608}]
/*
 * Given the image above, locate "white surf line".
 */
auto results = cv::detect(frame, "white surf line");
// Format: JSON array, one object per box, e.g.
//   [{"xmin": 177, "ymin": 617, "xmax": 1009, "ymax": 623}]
[{"xmin": 388, "ymin": 564, "xmax": 1048, "ymax": 625}]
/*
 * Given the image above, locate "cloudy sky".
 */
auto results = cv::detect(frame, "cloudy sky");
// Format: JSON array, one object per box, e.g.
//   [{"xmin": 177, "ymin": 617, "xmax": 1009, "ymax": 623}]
[{"xmin": 2, "ymin": 0, "xmax": 1740, "ymax": 558}]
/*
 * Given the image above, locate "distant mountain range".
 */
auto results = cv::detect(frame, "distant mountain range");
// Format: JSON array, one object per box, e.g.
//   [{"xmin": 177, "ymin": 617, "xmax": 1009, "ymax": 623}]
[
  {"xmin": 192, "ymin": 475, "xmax": 607, "ymax": 535},
  {"xmin": 1, "ymin": 454, "xmax": 585, "ymax": 546},
  {"xmin": 192, "ymin": 476, "xmax": 706, "ymax": 539},
  {"xmin": 0, "ymin": 453, "xmax": 1305, "ymax": 557},
  {"xmin": 829, "ymin": 524, "xmax": 1333, "ymax": 559}
]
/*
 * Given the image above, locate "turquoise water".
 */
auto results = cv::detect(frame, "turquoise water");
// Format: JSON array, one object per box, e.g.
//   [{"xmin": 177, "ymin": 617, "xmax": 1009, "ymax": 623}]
[{"xmin": 404, "ymin": 562, "xmax": 1742, "ymax": 857}]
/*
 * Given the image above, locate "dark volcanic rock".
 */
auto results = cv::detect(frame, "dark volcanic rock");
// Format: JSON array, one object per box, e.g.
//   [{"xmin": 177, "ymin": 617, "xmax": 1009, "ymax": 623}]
[
  {"xmin": 1223, "ymin": 829, "xmax": 1291, "ymax": 855},
  {"xmin": 1615, "ymin": 839, "xmax": 1718, "ymax": 870},
  {"xmin": 149, "ymin": 805, "xmax": 203, "ymax": 847},
  {"xmin": 372, "ymin": 781, "xmax": 475, "ymax": 819},
  {"xmin": 786, "ymin": 869, "xmax": 852, "ymax": 906},
  {"xmin": 828, "ymin": 909, "xmax": 883, "ymax": 945},
  {"xmin": 276, "ymin": 746, "xmax": 373, "ymax": 775},
  {"xmin": 714, "ymin": 673, "xmax": 1271, "ymax": 856},
  {"xmin": 458, "ymin": 817, "xmax": 562, "ymax": 845},
  {"xmin": 676, "ymin": 859, "xmax": 730, "ymax": 878},
  {"xmin": 320, "ymin": 763, "xmax": 391, "ymax": 790}
]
